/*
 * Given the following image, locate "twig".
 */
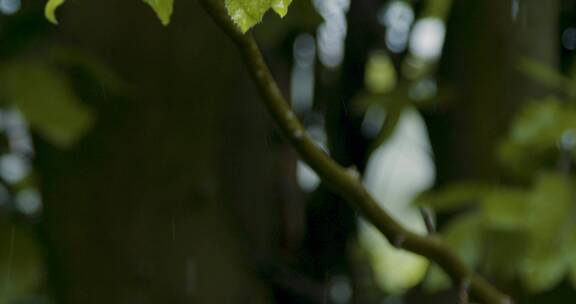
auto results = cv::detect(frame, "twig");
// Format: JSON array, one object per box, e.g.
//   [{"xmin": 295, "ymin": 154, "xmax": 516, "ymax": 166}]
[
  {"xmin": 419, "ymin": 206, "xmax": 436, "ymax": 234},
  {"xmin": 198, "ymin": 1, "xmax": 511, "ymax": 303}
]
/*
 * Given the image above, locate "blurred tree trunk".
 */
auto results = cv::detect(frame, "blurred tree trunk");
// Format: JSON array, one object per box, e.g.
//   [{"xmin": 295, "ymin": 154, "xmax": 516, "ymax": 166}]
[
  {"xmin": 34, "ymin": 1, "xmax": 288, "ymax": 303},
  {"xmin": 303, "ymin": 0, "xmax": 380, "ymax": 299},
  {"xmin": 423, "ymin": 0, "xmax": 560, "ymax": 300},
  {"xmin": 431, "ymin": 0, "xmax": 560, "ymax": 182}
]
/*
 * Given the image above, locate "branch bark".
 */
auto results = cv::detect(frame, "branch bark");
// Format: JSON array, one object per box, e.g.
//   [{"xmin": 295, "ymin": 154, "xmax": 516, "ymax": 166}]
[{"xmin": 199, "ymin": 1, "xmax": 511, "ymax": 303}]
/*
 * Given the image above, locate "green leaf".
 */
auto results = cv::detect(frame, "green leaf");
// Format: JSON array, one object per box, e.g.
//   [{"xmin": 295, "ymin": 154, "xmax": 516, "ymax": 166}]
[
  {"xmin": 415, "ymin": 182, "xmax": 490, "ymax": 212},
  {"xmin": 499, "ymin": 97, "xmax": 576, "ymax": 172},
  {"xmin": 520, "ymin": 248, "xmax": 568, "ymax": 293},
  {"xmin": 0, "ymin": 61, "xmax": 94, "ymax": 148},
  {"xmin": 482, "ymin": 229, "xmax": 528, "ymax": 281},
  {"xmin": 225, "ymin": 0, "xmax": 293, "ymax": 33},
  {"xmin": 527, "ymin": 173, "xmax": 573, "ymax": 242},
  {"xmin": 518, "ymin": 57, "xmax": 570, "ymax": 90},
  {"xmin": 481, "ymin": 188, "xmax": 529, "ymax": 230},
  {"xmin": 271, "ymin": 0, "xmax": 291, "ymax": 17},
  {"xmin": 45, "ymin": 0, "xmax": 66, "ymax": 24},
  {"xmin": 519, "ymin": 173, "xmax": 575, "ymax": 293},
  {"xmin": 143, "ymin": 0, "xmax": 174, "ymax": 26},
  {"xmin": 424, "ymin": 214, "xmax": 482, "ymax": 292}
]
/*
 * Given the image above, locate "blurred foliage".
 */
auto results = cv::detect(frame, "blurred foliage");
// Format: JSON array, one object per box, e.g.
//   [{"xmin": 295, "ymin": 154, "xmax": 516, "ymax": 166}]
[
  {"xmin": 421, "ymin": 172, "xmax": 576, "ymax": 293},
  {"xmin": 519, "ymin": 57, "xmax": 576, "ymax": 99},
  {"xmin": 0, "ymin": 218, "xmax": 43, "ymax": 304},
  {"xmin": 498, "ymin": 97, "xmax": 576, "ymax": 175},
  {"xmin": 0, "ymin": 61, "xmax": 93, "ymax": 147},
  {"xmin": 13, "ymin": 0, "xmax": 576, "ymax": 302},
  {"xmin": 2, "ymin": 3, "xmax": 122, "ymax": 149},
  {"xmin": 414, "ymin": 51, "xmax": 576, "ymax": 294},
  {"xmin": 416, "ymin": 182, "xmax": 491, "ymax": 212},
  {"xmin": 424, "ymin": 213, "xmax": 482, "ymax": 292}
]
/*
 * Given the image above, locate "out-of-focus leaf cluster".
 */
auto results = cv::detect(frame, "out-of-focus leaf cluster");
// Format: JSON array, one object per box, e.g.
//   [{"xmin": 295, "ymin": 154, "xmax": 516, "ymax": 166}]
[
  {"xmin": 498, "ymin": 97, "xmax": 576, "ymax": 175},
  {"xmin": 0, "ymin": 218, "xmax": 44, "ymax": 304},
  {"xmin": 1, "ymin": 10, "xmax": 123, "ymax": 149},
  {"xmin": 418, "ymin": 173, "xmax": 576, "ymax": 293},
  {"xmin": 417, "ymin": 58, "xmax": 576, "ymax": 295},
  {"xmin": 0, "ymin": 47, "xmax": 123, "ymax": 148},
  {"xmin": 0, "ymin": 61, "xmax": 93, "ymax": 148}
]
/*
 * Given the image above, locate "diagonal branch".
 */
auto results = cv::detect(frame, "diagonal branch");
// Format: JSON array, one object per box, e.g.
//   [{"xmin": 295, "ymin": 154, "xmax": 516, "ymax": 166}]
[{"xmin": 199, "ymin": 0, "xmax": 511, "ymax": 303}]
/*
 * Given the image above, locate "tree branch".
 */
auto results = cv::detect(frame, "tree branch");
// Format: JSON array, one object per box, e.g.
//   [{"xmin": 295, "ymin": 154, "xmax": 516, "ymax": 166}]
[{"xmin": 199, "ymin": 1, "xmax": 511, "ymax": 303}]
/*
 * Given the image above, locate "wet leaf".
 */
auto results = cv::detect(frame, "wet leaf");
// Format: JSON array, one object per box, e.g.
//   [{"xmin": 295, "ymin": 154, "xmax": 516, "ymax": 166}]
[{"xmin": 225, "ymin": 0, "xmax": 293, "ymax": 33}]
